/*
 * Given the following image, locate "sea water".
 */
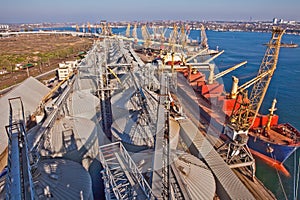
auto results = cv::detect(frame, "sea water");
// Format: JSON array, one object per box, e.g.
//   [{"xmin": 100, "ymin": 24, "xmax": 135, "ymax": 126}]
[{"xmin": 194, "ymin": 30, "xmax": 300, "ymax": 200}]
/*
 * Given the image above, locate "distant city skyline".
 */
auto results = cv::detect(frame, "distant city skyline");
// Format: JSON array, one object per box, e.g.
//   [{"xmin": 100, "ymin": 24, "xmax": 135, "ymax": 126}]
[{"xmin": 1, "ymin": 0, "xmax": 300, "ymax": 23}]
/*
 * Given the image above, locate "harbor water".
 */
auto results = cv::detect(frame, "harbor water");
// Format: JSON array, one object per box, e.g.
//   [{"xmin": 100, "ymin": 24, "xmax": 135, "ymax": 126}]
[{"xmin": 197, "ymin": 30, "xmax": 300, "ymax": 200}]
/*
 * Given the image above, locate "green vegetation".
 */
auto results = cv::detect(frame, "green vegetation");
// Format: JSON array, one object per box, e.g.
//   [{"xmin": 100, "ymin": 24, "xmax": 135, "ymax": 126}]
[
  {"xmin": 0, "ymin": 34, "xmax": 93, "ymax": 90},
  {"xmin": 0, "ymin": 47, "xmax": 80, "ymax": 71}
]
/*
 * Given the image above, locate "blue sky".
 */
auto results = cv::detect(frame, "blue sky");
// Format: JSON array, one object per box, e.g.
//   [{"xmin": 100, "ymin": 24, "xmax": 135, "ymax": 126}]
[{"xmin": 1, "ymin": 0, "xmax": 299, "ymax": 23}]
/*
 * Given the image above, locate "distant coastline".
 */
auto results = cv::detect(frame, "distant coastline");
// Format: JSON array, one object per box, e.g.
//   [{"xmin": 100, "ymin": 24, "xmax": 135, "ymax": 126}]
[{"xmin": 1, "ymin": 20, "xmax": 300, "ymax": 36}]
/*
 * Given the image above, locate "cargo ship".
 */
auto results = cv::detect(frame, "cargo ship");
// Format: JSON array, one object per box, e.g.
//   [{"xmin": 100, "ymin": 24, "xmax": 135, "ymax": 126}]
[
  {"xmin": 149, "ymin": 26, "xmax": 300, "ymax": 174},
  {"xmin": 181, "ymin": 67, "xmax": 300, "ymax": 171},
  {"xmin": 264, "ymin": 41, "xmax": 299, "ymax": 48}
]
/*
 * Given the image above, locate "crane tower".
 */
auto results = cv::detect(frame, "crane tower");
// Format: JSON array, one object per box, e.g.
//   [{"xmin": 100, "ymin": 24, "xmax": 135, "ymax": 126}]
[{"xmin": 219, "ymin": 27, "xmax": 285, "ymax": 178}]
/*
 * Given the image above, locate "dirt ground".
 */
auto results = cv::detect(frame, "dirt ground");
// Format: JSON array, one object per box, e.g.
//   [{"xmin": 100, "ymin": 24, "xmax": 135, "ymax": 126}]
[{"xmin": 0, "ymin": 34, "xmax": 93, "ymax": 90}]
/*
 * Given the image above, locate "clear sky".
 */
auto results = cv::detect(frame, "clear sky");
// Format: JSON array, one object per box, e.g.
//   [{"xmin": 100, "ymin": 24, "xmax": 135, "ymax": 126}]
[{"xmin": 1, "ymin": 0, "xmax": 299, "ymax": 23}]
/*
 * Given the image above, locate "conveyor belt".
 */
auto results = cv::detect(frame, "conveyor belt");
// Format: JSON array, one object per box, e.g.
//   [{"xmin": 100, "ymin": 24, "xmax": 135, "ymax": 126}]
[{"xmin": 179, "ymin": 118, "xmax": 255, "ymax": 199}]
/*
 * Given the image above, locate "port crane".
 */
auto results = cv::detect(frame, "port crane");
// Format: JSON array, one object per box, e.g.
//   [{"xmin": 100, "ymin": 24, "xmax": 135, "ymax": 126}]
[
  {"xmin": 168, "ymin": 24, "xmax": 179, "ymax": 52},
  {"xmin": 178, "ymin": 25, "xmax": 188, "ymax": 49},
  {"xmin": 100, "ymin": 22, "xmax": 112, "ymax": 36},
  {"xmin": 125, "ymin": 23, "xmax": 131, "ymax": 38},
  {"xmin": 132, "ymin": 23, "xmax": 138, "ymax": 42},
  {"xmin": 141, "ymin": 25, "xmax": 151, "ymax": 48},
  {"xmin": 87, "ymin": 22, "xmax": 91, "ymax": 33},
  {"xmin": 200, "ymin": 25, "xmax": 208, "ymax": 49},
  {"xmin": 219, "ymin": 27, "xmax": 285, "ymax": 178},
  {"xmin": 75, "ymin": 24, "xmax": 80, "ymax": 32}
]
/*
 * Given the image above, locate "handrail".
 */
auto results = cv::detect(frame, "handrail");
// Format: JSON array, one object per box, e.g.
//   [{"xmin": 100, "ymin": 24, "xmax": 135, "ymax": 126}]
[
  {"xmin": 99, "ymin": 142, "xmax": 156, "ymax": 199},
  {"xmin": 98, "ymin": 148, "xmax": 124, "ymax": 199},
  {"xmin": 118, "ymin": 142, "xmax": 155, "ymax": 199}
]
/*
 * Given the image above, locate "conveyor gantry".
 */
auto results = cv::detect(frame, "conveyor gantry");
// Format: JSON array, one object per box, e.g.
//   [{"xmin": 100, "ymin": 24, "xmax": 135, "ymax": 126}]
[
  {"xmin": 5, "ymin": 97, "xmax": 35, "ymax": 200},
  {"xmin": 99, "ymin": 142, "xmax": 156, "ymax": 200},
  {"xmin": 151, "ymin": 72, "xmax": 188, "ymax": 200}
]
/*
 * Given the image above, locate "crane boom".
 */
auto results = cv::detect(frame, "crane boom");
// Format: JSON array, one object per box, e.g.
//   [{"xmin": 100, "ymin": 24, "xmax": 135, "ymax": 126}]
[
  {"xmin": 125, "ymin": 23, "xmax": 131, "ymax": 38},
  {"xmin": 248, "ymin": 27, "xmax": 285, "ymax": 124},
  {"xmin": 141, "ymin": 25, "xmax": 151, "ymax": 48},
  {"xmin": 132, "ymin": 24, "xmax": 137, "ymax": 39},
  {"xmin": 214, "ymin": 61, "xmax": 247, "ymax": 80},
  {"xmin": 87, "ymin": 22, "xmax": 91, "ymax": 33},
  {"xmin": 179, "ymin": 25, "xmax": 188, "ymax": 48},
  {"xmin": 200, "ymin": 25, "xmax": 208, "ymax": 49},
  {"xmin": 237, "ymin": 70, "xmax": 270, "ymax": 92},
  {"xmin": 168, "ymin": 24, "xmax": 178, "ymax": 51},
  {"xmin": 226, "ymin": 27, "xmax": 285, "ymax": 139}
]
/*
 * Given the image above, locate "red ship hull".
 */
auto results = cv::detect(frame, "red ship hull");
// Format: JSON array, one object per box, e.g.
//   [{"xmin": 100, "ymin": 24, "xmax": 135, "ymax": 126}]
[{"xmin": 177, "ymin": 69, "xmax": 300, "ymax": 169}]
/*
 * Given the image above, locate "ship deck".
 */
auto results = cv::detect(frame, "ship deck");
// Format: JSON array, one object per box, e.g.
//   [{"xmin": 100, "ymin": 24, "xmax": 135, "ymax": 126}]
[
  {"xmin": 253, "ymin": 129, "xmax": 294, "ymax": 145},
  {"xmin": 176, "ymin": 72, "xmax": 276, "ymax": 200}
]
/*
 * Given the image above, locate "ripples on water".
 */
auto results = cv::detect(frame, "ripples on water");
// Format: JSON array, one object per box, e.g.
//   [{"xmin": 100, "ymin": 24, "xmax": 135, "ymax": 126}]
[{"xmin": 192, "ymin": 30, "xmax": 300, "ymax": 200}]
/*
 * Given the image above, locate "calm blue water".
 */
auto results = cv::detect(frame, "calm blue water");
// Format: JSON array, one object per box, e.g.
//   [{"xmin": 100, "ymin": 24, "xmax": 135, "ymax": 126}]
[
  {"xmin": 43, "ymin": 26, "xmax": 300, "ymax": 199},
  {"xmin": 189, "ymin": 30, "xmax": 300, "ymax": 200}
]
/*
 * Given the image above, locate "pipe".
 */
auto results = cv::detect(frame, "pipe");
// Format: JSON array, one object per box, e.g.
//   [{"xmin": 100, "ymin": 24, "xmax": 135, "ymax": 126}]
[
  {"xmin": 230, "ymin": 76, "xmax": 239, "ymax": 99},
  {"xmin": 266, "ymin": 99, "xmax": 277, "ymax": 130}
]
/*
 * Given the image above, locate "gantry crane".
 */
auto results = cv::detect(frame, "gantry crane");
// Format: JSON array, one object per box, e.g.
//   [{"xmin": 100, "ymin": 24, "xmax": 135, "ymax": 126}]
[
  {"xmin": 179, "ymin": 25, "xmax": 188, "ymax": 49},
  {"xmin": 141, "ymin": 24, "xmax": 151, "ymax": 48},
  {"xmin": 87, "ymin": 22, "xmax": 91, "ymax": 33},
  {"xmin": 219, "ymin": 27, "xmax": 285, "ymax": 178},
  {"xmin": 168, "ymin": 24, "xmax": 179, "ymax": 52},
  {"xmin": 125, "ymin": 23, "xmax": 131, "ymax": 38},
  {"xmin": 132, "ymin": 23, "xmax": 137, "ymax": 40},
  {"xmin": 200, "ymin": 25, "xmax": 208, "ymax": 49}
]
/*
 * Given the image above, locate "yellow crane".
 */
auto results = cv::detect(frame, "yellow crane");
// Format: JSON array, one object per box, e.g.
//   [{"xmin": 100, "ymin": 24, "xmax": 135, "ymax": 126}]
[
  {"xmin": 200, "ymin": 24, "xmax": 208, "ymax": 49},
  {"xmin": 141, "ymin": 24, "xmax": 151, "ymax": 48},
  {"xmin": 75, "ymin": 24, "xmax": 80, "ymax": 32},
  {"xmin": 179, "ymin": 24, "xmax": 188, "ymax": 48},
  {"xmin": 125, "ymin": 23, "xmax": 131, "ymax": 38},
  {"xmin": 219, "ymin": 27, "xmax": 285, "ymax": 178},
  {"xmin": 227, "ymin": 27, "xmax": 285, "ymax": 137},
  {"xmin": 87, "ymin": 22, "xmax": 91, "ymax": 33},
  {"xmin": 168, "ymin": 24, "xmax": 178, "ymax": 52}
]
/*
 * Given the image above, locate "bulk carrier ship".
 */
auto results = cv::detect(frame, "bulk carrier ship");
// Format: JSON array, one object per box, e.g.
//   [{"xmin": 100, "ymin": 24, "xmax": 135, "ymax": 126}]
[{"xmin": 146, "ymin": 25, "xmax": 300, "ymax": 175}]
